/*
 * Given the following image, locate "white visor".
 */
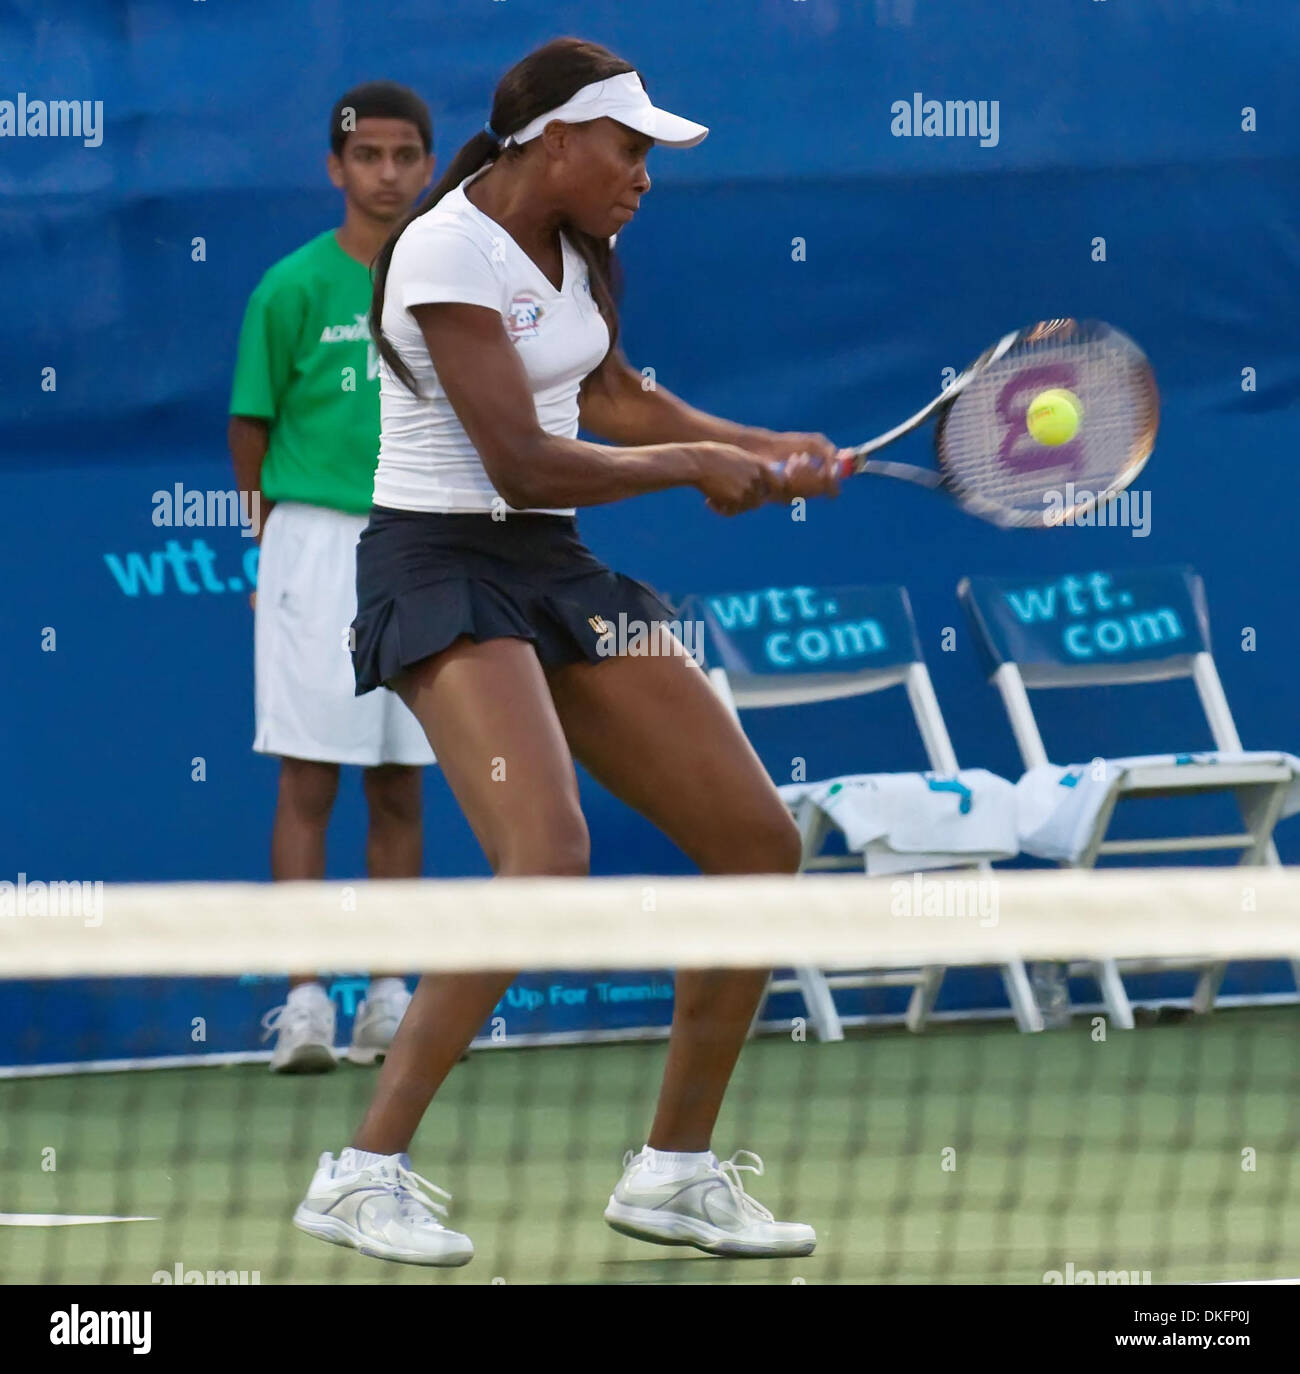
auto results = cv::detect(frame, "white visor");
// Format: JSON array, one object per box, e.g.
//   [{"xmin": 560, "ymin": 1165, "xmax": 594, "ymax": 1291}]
[{"xmin": 503, "ymin": 71, "xmax": 708, "ymax": 150}]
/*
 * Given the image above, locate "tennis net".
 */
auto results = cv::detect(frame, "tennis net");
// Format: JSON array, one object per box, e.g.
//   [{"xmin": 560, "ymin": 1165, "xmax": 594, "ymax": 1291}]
[{"xmin": 1, "ymin": 868, "xmax": 1298, "ymax": 1286}]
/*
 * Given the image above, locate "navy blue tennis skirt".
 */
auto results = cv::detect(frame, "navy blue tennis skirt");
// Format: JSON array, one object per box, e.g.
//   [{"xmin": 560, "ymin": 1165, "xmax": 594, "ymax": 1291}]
[{"xmin": 351, "ymin": 506, "xmax": 678, "ymax": 695}]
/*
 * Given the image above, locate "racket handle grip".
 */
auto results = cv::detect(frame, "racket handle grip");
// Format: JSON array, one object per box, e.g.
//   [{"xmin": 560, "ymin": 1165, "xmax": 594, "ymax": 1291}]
[{"xmin": 769, "ymin": 454, "xmax": 857, "ymax": 479}]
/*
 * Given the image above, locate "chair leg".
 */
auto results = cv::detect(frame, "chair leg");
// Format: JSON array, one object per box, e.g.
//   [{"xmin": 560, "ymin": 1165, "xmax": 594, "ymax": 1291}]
[
  {"xmin": 1234, "ymin": 784, "xmax": 1289, "ymax": 865},
  {"xmin": 1095, "ymin": 959, "xmax": 1136, "ymax": 1030},
  {"xmin": 1002, "ymin": 959, "xmax": 1045, "ymax": 1033},
  {"xmin": 905, "ymin": 966, "xmax": 945, "ymax": 1032},
  {"xmin": 795, "ymin": 966, "xmax": 844, "ymax": 1042},
  {"xmin": 793, "ymin": 798, "xmax": 832, "ymax": 866},
  {"xmin": 746, "ymin": 971, "xmax": 773, "ymax": 1040},
  {"xmin": 1191, "ymin": 961, "xmax": 1228, "ymax": 1015}
]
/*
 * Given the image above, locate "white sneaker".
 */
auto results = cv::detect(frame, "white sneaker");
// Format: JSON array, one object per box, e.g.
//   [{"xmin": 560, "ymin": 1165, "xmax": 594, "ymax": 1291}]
[
  {"xmin": 261, "ymin": 984, "xmax": 336, "ymax": 1074},
  {"xmin": 604, "ymin": 1149, "xmax": 816, "ymax": 1258},
  {"xmin": 346, "ymin": 978, "xmax": 411, "ymax": 1066},
  {"xmin": 293, "ymin": 1148, "xmax": 474, "ymax": 1267}
]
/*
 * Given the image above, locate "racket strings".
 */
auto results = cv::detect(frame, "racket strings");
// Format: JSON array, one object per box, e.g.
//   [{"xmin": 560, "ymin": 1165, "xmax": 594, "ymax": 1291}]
[{"xmin": 938, "ymin": 322, "xmax": 1157, "ymax": 528}]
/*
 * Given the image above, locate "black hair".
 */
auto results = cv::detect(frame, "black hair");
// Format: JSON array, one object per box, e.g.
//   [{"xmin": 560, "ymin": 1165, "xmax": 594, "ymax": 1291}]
[
  {"xmin": 330, "ymin": 81, "xmax": 433, "ymax": 156},
  {"xmin": 372, "ymin": 37, "xmax": 636, "ymax": 394}
]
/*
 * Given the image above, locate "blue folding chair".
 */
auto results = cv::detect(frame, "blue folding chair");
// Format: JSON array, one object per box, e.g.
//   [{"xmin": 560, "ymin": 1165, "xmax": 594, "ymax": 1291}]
[
  {"xmin": 677, "ymin": 582, "xmax": 1039, "ymax": 1038},
  {"xmin": 959, "ymin": 564, "xmax": 1300, "ymax": 1028}
]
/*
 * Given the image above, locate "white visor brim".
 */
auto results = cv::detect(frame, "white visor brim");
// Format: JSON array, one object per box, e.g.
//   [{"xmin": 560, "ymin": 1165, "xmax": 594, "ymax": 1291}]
[{"xmin": 504, "ymin": 71, "xmax": 709, "ymax": 150}]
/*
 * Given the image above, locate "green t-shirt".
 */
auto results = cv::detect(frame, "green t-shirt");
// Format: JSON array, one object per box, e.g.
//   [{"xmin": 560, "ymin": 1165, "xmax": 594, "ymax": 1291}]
[{"xmin": 230, "ymin": 230, "xmax": 380, "ymax": 515}]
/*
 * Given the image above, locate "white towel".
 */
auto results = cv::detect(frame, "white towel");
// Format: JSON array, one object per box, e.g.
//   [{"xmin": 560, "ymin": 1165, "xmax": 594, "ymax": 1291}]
[
  {"xmin": 1015, "ymin": 751, "xmax": 1300, "ymax": 862},
  {"xmin": 778, "ymin": 769, "xmax": 1020, "ymax": 875}
]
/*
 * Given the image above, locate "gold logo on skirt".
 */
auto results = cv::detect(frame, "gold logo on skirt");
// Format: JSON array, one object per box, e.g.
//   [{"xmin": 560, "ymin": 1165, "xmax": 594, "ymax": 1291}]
[{"xmin": 588, "ymin": 615, "xmax": 612, "ymax": 637}]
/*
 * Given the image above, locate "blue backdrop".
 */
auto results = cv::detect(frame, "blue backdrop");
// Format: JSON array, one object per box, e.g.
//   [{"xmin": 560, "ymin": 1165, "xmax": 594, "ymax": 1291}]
[{"xmin": 2, "ymin": 1, "xmax": 1297, "ymax": 1062}]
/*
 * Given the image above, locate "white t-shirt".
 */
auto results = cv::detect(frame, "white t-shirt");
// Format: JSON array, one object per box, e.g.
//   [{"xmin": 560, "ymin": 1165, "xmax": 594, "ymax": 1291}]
[{"xmin": 372, "ymin": 171, "xmax": 612, "ymax": 514}]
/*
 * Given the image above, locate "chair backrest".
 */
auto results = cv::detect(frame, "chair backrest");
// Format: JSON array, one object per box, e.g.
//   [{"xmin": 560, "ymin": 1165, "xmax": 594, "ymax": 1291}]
[
  {"xmin": 957, "ymin": 565, "xmax": 1242, "ymax": 767},
  {"xmin": 679, "ymin": 582, "xmax": 959, "ymax": 772},
  {"xmin": 679, "ymin": 582, "xmax": 922, "ymax": 706}
]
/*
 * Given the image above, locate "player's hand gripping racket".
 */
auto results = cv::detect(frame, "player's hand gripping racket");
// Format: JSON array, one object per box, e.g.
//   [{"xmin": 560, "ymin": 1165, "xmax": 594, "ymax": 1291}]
[{"xmin": 787, "ymin": 319, "xmax": 1158, "ymax": 529}]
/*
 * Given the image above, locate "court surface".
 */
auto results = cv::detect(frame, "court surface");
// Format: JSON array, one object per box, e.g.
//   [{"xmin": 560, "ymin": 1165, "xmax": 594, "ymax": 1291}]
[{"xmin": 2, "ymin": 1006, "xmax": 1295, "ymax": 1285}]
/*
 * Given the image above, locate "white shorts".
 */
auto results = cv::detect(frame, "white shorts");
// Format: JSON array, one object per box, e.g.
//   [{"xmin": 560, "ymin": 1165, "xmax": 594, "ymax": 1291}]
[{"xmin": 253, "ymin": 501, "xmax": 435, "ymax": 767}]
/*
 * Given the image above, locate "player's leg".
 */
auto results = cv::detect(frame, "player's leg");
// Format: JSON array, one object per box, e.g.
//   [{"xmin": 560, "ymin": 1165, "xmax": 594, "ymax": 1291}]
[
  {"xmin": 544, "ymin": 629, "xmax": 815, "ymax": 1257},
  {"xmin": 294, "ymin": 635, "xmax": 589, "ymax": 1264},
  {"xmin": 545, "ymin": 630, "xmax": 800, "ymax": 1145},
  {"xmin": 348, "ymin": 635, "xmax": 590, "ymax": 1153}
]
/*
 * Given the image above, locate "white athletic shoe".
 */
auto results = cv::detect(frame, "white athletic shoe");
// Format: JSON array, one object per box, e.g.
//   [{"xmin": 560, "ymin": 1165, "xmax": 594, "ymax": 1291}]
[
  {"xmin": 261, "ymin": 984, "xmax": 337, "ymax": 1074},
  {"xmin": 346, "ymin": 978, "xmax": 411, "ymax": 1066},
  {"xmin": 293, "ymin": 1148, "xmax": 474, "ymax": 1267},
  {"xmin": 604, "ymin": 1149, "xmax": 816, "ymax": 1258}
]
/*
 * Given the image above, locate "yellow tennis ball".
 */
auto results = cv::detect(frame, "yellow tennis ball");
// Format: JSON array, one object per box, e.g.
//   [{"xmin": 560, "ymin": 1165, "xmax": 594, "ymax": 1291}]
[{"xmin": 1026, "ymin": 388, "xmax": 1083, "ymax": 445}]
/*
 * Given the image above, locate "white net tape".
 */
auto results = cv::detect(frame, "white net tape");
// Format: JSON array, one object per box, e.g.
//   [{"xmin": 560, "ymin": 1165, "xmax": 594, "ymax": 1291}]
[{"xmin": 2, "ymin": 868, "xmax": 1297, "ymax": 978}]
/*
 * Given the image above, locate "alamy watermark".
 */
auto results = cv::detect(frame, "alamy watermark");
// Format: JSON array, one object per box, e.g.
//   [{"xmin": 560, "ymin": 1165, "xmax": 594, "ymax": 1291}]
[
  {"xmin": 151, "ymin": 1262, "xmax": 261, "ymax": 1284},
  {"xmin": 152, "ymin": 484, "xmax": 261, "ymax": 538},
  {"xmin": 890, "ymin": 873, "xmax": 999, "ymax": 928},
  {"xmin": 1, "ymin": 94, "xmax": 103, "ymax": 148},
  {"xmin": 890, "ymin": 92, "xmax": 999, "ymax": 148},
  {"xmin": 1043, "ymin": 484, "xmax": 1151, "ymax": 537},
  {"xmin": 592, "ymin": 614, "xmax": 705, "ymax": 664},
  {"xmin": 1043, "ymin": 1262, "xmax": 1151, "ymax": 1285},
  {"xmin": 0, "ymin": 874, "xmax": 103, "ymax": 927},
  {"xmin": 50, "ymin": 1307, "xmax": 150, "ymax": 1353}
]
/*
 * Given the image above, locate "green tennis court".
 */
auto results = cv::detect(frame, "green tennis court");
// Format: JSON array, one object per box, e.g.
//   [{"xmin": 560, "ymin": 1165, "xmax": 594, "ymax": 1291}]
[{"xmin": 3, "ymin": 1007, "xmax": 1296, "ymax": 1285}]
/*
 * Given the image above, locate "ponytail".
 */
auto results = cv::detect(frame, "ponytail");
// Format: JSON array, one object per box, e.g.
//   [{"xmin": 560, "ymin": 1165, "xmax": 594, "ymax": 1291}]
[
  {"xmin": 370, "ymin": 130, "xmax": 502, "ymax": 395},
  {"xmin": 371, "ymin": 37, "xmax": 634, "ymax": 396}
]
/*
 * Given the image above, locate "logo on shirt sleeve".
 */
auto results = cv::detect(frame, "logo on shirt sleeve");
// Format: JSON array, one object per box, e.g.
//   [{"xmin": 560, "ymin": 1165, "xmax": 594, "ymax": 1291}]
[{"xmin": 506, "ymin": 293, "xmax": 544, "ymax": 341}]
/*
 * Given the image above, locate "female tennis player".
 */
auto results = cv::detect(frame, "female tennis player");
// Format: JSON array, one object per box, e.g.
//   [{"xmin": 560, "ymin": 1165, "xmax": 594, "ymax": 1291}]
[{"xmin": 294, "ymin": 37, "xmax": 840, "ymax": 1265}]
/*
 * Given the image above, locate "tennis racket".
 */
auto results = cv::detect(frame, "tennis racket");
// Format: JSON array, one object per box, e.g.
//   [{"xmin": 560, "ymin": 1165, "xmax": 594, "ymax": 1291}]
[{"xmin": 791, "ymin": 319, "xmax": 1158, "ymax": 529}]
